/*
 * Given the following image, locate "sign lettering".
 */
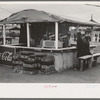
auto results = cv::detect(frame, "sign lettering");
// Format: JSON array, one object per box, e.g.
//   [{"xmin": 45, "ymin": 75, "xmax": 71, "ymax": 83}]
[{"xmin": 0, "ymin": 51, "xmax": 13, "ymax": 61}]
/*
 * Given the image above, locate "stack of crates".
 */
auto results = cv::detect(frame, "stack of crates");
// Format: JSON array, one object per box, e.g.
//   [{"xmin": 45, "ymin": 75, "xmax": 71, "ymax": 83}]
[
  {"xmin": 22, "ymin": 54, "xmax": 39, "ymax": 75},
  {"xmin": 33, "ymin": 53, "xmax": 46, "ymax": 73},
  {"xmin": 40, "ymin": 55, "xmax": 56, "ymax": 75},
  {"xmin": 13, "ymin": 53, "xmax": 23, "ymax": 74},
  {"xmin": 13, "ymin": 51, "xmax": 56, "ymax": 75},
  {"xmin": 13, "ymin": 51, "xmax": 39, "ymax": 75},
  {"xmin": 20, "ymin": 51, "xmax": 39, "ymax": 75}
]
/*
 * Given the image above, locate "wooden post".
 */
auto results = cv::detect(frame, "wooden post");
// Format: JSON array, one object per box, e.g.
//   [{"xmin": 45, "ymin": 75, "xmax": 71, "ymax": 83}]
[
  {"xmin": 55, "ymin": 22, "xmax": 59, "ymax": 49},
  {"xmin": 3, "ymin": 24, "xmax": 6, "ymax": 45},
  {"xmin": 80, "ymin": 60, "xmax": 84, "ymax": 71},
  {"xmin": 26, "ymin": 23, "xmax": 30, "ymax": 47},
  {"xmin": 91, "ymin": 26, "xmax": 94, "ymax": 45},
  {"xmin": 76, "ymin": 25, "xmax": 79, "ymax": 32},
  {"xmin": 88, "ymin": 58, "xmax": 92, "ymax": 68}
]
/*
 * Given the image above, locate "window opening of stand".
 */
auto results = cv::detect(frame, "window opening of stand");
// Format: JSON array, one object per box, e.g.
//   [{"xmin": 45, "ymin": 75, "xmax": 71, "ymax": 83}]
[
  {"xmin": 29, "ymin": 22, "xmax": 49, "ymax": 48},
  {"xmin": 0, "ymin": 24, "xmax": 20, "ymax": 46},
  {"xmin": 0, "ymin": 22, "xmax": 94, "ymax": 49},
  {"xmin": 28, "ymin": 22, "xmax": 64, "ymax": 49},
  {"xmin": 8, "ymin": 24, "xmax": 20, "ymax": 46},
  {"xmin": 29, "ymin": 22, "xmax": 60, "ymax": 49},
  {"xmin": 0, "ymin": 22, "xmax": 77, "ymax": 49},
  {"xmin": 58, "ymin": 22, "xmax": 75, "ymax": 48}
]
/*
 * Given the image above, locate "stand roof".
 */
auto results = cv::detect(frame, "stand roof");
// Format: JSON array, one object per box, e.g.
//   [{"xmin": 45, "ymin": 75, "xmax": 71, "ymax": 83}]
[{"xmin": 0, "ymin": 9, "xmax": 100, "ymax": 26}]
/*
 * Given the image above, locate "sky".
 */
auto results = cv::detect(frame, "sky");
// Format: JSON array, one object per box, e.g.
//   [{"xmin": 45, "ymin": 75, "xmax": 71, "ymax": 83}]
[{"xmin": 0, "ymin": 1, "xmax": 100, "ymax": 23}]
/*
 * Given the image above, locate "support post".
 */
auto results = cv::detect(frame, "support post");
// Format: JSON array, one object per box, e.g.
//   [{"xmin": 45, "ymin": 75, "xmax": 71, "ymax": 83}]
[
  {"xmin": 88, "ymin": 58, "xmax": 92, "ymax": 68},
  {"xmin": 80, "ymin": 60, "xmax": 84, "ymax": 71},
  {"xmin": 3, "ymin": 24, "xmax": 6, "ymax": 45},
  {"xmin": 26, "ymin": 23, "xmax": 30, "ymax": 47},
  {"xmin": 55, "ymin": 22, "xmax": 59, "ymax": 49},
  {"xmin": 76, "ymin": 25, "xmax": 79, "ymax": 33},
  {"xmin": 91, "ymin": 26, "xmax": 94, "ymax": 45}
]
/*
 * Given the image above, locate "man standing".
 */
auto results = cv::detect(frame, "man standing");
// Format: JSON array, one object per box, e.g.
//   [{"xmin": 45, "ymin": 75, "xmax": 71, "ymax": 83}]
[
  {"xmin": 76, "ymin": 32, "xmax": 92, "ymax": 70},
  {"xmin": 82, "ymin": 33, "xmax": 92, "ymax": 56},
  {"xmin": 77, "ymin": 32, "xmax": 83, "ymax": 57}
]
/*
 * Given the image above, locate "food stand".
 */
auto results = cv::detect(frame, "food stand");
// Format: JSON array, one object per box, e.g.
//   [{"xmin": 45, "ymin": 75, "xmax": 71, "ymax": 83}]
[{"xmin": 0, "ymin": 9, "xmax": 99, "ymax": 73}]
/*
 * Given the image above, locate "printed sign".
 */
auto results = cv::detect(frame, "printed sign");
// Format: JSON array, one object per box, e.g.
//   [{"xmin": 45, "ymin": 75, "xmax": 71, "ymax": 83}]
[
  {"xmin": 0, "ymin": 46, "xmax": 15, "ymax": 65},
  {"xmin": 0, "ymin": 51, "xmax": 13, "ymax": 61}
]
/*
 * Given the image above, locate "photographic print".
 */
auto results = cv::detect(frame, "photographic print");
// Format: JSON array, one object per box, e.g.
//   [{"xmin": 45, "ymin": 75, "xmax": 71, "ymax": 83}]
[
  {"xmin": 0, "ymin": 1, "xmax": 100, "ymax": 83},
  {"xmin": 0, "ymin": 1, "xmax": 100, "ymax": 98}
]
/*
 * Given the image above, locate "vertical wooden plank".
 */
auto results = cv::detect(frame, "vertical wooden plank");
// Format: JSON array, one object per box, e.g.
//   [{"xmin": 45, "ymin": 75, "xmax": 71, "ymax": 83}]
[
  {"xmin": 88, "ymin": 58, "xmax": 93, "ymax": 68},
  {"xmin": 3, "ymin": 24, "xmax": 6, "ymax": 45},
  {"xmin": 91, "ymin": 26, "xmax": 94, "ymax": 45},
  {"xmin": 76, "ymin": 25, "xmax": 79, "ymax": 33},
  {"xmin": 94, "ymin": 57, "xmax": 97, "ymax": 66},
  {"xmin": 55, "ymin": 22, "xmax": 58, "ymax": 49},
  {"xmin": 80, "ymin": 60, "xmax": 84, "ymax": 71},
  {"xmin": 26, "ymin": 23, "xmax": 30, "ymax": 47}
]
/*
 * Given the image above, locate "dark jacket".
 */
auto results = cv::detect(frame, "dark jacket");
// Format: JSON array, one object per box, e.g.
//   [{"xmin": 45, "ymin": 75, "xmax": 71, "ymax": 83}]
[
  {"xmin": 77, "ymin": 37, "xmax": 83, "ymax": 57},
  {"xmin": 82, "ymin": 37, "xmax": 92, "ymax": 56},
  {"xmin": 77, "ymin": 36, "xmax": 92, "ymax": 57},
  {"xmin": 63, "ymin": 36, "xmax": 69, "ymax": 48}
]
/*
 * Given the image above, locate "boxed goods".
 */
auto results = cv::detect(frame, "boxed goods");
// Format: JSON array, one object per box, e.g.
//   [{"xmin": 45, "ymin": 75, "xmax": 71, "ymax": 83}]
[
  {"xmin": 20, "ymin": 51, "xmax": 34, "ymax": 55},
  {"xmin": 23, "ymin": 63, "xmax": 37, "ymax": 68},
  {"xmin": 41, "ymin": 65, "xmax": 56, "ymax": 75},
  {"xmin": 13, "ymin": 60, "xmax": 23, "ymax": 66},
  {"xmin": 23, "ymin": 59, "xmax": 35, "ymax": 64},
  {"xmin": 19, "ymin": 55, "xmax": 29, "ymax": 60},
  {"xmin": 40, "ymin": 55, "xmax": 54, "ymax": 65},
  {"xmin": 12, "ymin": 50, "xmax": 56, "ymax": 75}
]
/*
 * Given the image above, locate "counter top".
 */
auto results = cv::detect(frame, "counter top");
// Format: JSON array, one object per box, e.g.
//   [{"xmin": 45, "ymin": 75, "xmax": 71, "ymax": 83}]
[{"xmin": 0, "ymin": 44, "xmax": 97, "ymax": 52}]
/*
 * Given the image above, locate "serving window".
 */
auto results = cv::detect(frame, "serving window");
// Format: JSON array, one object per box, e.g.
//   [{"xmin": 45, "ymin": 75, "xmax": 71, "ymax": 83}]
[
  {"xmin": 0, "ymin": 22, "xmax": 81, "ymax": 49},
  {"xmin": 0, "ymin": 24, "xmax": 20, "ymax": 45}
]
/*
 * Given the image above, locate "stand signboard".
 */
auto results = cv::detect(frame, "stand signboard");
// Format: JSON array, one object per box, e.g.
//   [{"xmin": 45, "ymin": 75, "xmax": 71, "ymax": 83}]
[{"xmin": 0, "ymin": 46, "xmax": 16, "ymax": 66}]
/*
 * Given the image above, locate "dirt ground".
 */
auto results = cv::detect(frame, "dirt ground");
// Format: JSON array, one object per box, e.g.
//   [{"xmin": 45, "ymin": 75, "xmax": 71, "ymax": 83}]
[{"xmin": 0, "ymin": 44, "xmax": 100, "ymax": 83}]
